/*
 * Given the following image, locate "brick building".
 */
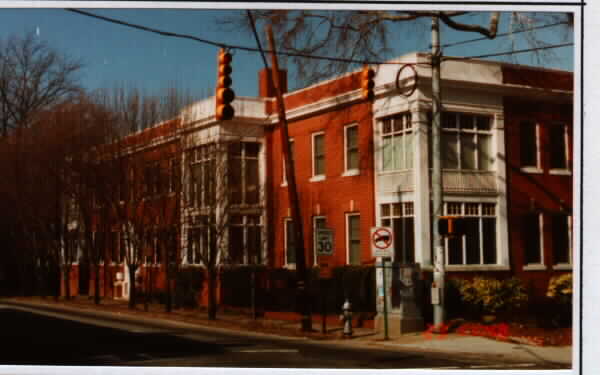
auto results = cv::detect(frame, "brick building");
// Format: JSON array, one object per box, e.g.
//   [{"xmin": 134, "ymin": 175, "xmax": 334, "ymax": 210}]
[{"xmin": 68, "ymin": 52, "xmax": 573, "ymax": 301}]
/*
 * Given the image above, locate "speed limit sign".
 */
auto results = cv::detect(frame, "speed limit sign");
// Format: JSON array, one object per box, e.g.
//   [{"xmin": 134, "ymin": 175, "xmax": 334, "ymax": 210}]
[{"xmin": 316, "ymin": 228, "xmax": 334, "ymax": 256}]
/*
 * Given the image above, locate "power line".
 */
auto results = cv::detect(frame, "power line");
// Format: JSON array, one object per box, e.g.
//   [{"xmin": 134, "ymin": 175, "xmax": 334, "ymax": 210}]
[
  {"xmin": 440, "ymin": 21, "xmax": 569, "ymax": 49},
  {"xmin": 66, "ymin": 8, "xmax": 428, "ymax": 68},
  {"xmin": 445, "ymin": 42, "xmax": 573, "ymax": 60}
]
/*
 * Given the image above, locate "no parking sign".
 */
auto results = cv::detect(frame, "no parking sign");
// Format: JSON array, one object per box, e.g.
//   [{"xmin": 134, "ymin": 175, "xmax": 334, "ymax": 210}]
[{"xmin": 371, "ymin": 227, "xmax": 394, "ymax": 258}]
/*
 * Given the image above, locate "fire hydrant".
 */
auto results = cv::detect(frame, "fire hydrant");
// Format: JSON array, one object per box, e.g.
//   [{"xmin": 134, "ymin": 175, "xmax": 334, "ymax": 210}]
[{"xmin": 339, "ymin": 299, "xmax": 353, "ymax": 337}]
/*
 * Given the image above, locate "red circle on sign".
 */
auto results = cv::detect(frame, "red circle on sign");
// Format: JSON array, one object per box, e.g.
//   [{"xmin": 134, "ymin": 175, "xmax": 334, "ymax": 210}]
[{"xmin": 372, "ymin": 228, "xmax": 392, "ymax": 249}]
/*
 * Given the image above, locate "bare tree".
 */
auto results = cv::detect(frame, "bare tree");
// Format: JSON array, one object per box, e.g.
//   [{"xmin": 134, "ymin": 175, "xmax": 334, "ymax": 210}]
[{"xmin": 0, "ymin": 32, "xmax": 83, "ymax": 136}]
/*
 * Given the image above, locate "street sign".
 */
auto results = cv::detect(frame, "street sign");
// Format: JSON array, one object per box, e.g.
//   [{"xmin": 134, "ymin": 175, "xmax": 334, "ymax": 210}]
[
  {"xmin": 316, "ymin": 228, "xmax": 334, "ymax": 256},
  {"xmin": 371, "ymin": 227, "xmax": 394, "ymax": 258}
]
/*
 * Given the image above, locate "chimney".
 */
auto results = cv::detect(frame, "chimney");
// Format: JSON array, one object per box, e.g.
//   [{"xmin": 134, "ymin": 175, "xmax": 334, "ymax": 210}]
[{"xmin": 259, "ymin": 68, "xmax": 288, "ymax": 97}]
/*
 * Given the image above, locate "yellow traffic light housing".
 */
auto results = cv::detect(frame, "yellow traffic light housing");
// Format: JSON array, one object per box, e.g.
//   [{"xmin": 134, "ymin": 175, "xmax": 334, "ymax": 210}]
[
  {"xmin": 216, "ymin": 49, "xmax": 235, "ymax": 121},
  {"xmin": 361, "ymin": 66, "xmax": 375, "ymax": 101}
]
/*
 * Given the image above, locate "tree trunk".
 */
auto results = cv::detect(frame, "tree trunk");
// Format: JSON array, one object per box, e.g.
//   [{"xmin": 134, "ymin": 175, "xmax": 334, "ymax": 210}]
[
  {"xmin": 207, "ymin": 267, "xmax": 217, "ymax": 320},
  {"xmin": 94, "ymin": 263, "xmax": 101, "ymax": 305},
  {"xmin": 128, "ymin": 264, "xmax": 137, "ymax": 309}
]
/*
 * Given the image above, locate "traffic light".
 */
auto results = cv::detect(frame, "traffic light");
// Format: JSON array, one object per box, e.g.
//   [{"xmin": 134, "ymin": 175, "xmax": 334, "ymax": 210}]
[
  {"xmin": 361, "ymin": 66, "xmax": 375, "ymax": 101},
  {"xmin": 438, "ymin": 216, "xmax": 466, "ymax": 236},
  {"xmin": 216, "ymin": 49, "xmax": 235, "ymax": 121}
]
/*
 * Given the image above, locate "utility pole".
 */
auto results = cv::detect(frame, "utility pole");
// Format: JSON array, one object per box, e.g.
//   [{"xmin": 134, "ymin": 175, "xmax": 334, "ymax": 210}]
[
  {"xmin": 266, "ymin": 25, "xmax": 312, "ymax": 332},
  {"xmin": 431, "ymin": 15, "xmax": 445, "ymax": 329}
]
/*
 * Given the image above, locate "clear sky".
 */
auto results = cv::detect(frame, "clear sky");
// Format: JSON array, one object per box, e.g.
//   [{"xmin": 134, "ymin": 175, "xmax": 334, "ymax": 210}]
[{"xmin": 0, "ymin": 6, "xmax": 574, "ymax": 100}]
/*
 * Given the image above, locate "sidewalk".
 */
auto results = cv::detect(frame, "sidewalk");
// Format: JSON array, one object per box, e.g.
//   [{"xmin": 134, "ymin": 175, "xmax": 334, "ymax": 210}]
[{"xmin": 2, "ymin": 297, "xmax": 572, "ymax": 367}]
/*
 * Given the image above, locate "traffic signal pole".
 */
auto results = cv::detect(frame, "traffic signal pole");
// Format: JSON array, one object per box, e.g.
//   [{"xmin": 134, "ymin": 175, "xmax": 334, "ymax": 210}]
[
  {"xmin": 266, "ymin": 25, "xmax": 312, "ymax": 332},
  {"xmin": 431, "ymin": 15, "xmax": 446, "ymax": 330}
]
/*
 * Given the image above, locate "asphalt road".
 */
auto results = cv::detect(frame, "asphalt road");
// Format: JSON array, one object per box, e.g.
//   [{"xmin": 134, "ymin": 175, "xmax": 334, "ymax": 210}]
[{"xmin": 0, "ymin": 303, "xmax": 547, "ymax": 369}]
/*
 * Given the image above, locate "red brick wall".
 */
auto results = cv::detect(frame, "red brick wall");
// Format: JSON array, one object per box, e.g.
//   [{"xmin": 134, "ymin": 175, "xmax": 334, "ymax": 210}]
[
  {"xmin": 504, "ymin": 97, "xmax": 573, "ymax": 297},
  {"xmin": 267, "ymin": 98, "xmax": 375, "ymax": 268}
]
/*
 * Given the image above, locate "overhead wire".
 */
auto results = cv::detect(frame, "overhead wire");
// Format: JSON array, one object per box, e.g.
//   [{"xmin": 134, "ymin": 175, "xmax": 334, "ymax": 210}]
[{"xmin": 445, "ymin": 42, "xmax": 573, "ymax": 60}]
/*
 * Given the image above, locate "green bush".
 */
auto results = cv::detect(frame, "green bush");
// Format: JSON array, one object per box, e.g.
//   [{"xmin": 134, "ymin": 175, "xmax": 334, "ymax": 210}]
[
  {"xmin": 456, "ymin": 276, "xmax": 528, "ymax": 315},
  {"xmin": 174, "ymin": 268, "xmax": 205, "ymax": 309}
]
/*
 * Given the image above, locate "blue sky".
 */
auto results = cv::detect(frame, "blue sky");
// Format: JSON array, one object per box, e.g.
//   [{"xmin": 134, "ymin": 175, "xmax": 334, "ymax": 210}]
[{"xmin": 0, "ymin": 8, "xmax": 574, "ymax": 99}]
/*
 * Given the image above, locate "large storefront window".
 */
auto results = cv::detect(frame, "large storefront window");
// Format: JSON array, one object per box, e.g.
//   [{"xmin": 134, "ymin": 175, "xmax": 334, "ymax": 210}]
[
  {"xmin": 444, "ymin": 202, "xmax": 497, "ymax": 265},
  {"xmin": 381, "ymin": 202, "xmax": 414, "ymax": 263},
  {"xmin": 381, "ymin": 113, "xmax": 413, "ymax": 171}
]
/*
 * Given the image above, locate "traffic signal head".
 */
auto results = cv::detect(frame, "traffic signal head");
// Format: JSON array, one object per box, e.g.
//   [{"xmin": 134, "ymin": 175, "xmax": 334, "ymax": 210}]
[
  {"xmin": 216, "ymin": 49, "xmax": 235, "ymax": 121},
  {"xmin": 438, "ymin": 216, "xmax": 466, "ymax": 236},
  {"xmin": 361, "ymin": 66, "xmax": 375, "ymax": 101}
]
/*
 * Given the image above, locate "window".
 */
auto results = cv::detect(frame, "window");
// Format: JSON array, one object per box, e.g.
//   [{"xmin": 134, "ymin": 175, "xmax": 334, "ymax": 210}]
[
  {"xmin": 228, "ymin": 214, "xmax": 263, "ymax": 264},
  {"xmin": 169, "ymin": 158, "xmax": 180, "ymax": 193},
  {"xmin": 285, "ymin": 219, "xmax": 296, "ymax": 265},
  {"xmin": 381, "ymin": 112, "xmax": 413, "ymax": 171},
  {"xmin": 347, "ymin": 214, "xmax": 361, "ymax": 265},
  {"xmin": 312, "ymin": 132, "xmax": 326, "ymax": 177},
  {"xmin": 313, "ymin": 216, "xmax": 327, "ymax": 265},
  {"xmin": 381, "ymin": 202, "xmax": 414, "ymax": 263},
  {"xmin": 443, "ymin": 202, "xmax": 497, "ymax": 266},
  {"xmin": 282, "ymin": 139, "xmax": 295, "ymax": 185},
  {"xmin": 187, "ymin": 216, "xmax": 215, "ymax": 265},
  {"xmin": 229, "ymin": 142, "xmax": 261, "ymax": 205},
  {"xmin": 552, "ymin": 214, "xmax": 571, "ymax": 265},
  {"xmin": 440, "ymin": 112, "xmax": 493, "ymax": 171},
  {"xmin": 523, "ymin": 213, "xmax": 543, "ymax": 265},
  {"xmin": 549, "ymin": 123, "xmax": 569, "ymax": 170},
  {"xmin": 189, "ymin": 144, "xmax": 215, "ymax": 208},
  {"xmin": 345, "ymin": 124, "xmax": 359, "ymax": 172},
  {"xmin": 520, "ymin": 121, "xmax": 539, "ymax": 170}
]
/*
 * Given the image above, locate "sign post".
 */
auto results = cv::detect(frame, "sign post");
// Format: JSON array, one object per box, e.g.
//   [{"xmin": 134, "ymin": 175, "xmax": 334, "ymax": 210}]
[
  {"xmin": 316, "ymin": 228, "xmax": 334, "ymax": 334},
  {"xmin": 372, "ymin": 227, "xmax": 393, "ymax": 340}
]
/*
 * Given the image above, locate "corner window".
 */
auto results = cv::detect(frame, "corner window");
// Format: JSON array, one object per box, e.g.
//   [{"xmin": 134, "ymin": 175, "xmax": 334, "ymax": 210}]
[
  {"xmin": 440, "ymin": 112, "xmax": 493, "ymax": 171},
  {"xmin": 229, "ymin": 214, "xmax": 263, "ymax": 265},
  {"xmin": 228, "ymin": 141, "xmax": 261, "ymax": 205},
  {"xmin": 312, "ymin": 132, "xmax": 326, "ymax": 178},
  {"xmin": 443, "ymin": 202, "xmax": 497, "ymax": 266},
  {"xmin": 347, "ymin": 214, "xmax": 361, "ymax": 265},
  {"xmin": 520, "ymin": 121, "xmax": 540, "ymax": 171},
  {"xmin": 345, "ymin": 124, "xmax": 359, "ymax": 173},
  {"xmin": 381, "ymin": 112, "xmax": 413, "ymax": 171}
]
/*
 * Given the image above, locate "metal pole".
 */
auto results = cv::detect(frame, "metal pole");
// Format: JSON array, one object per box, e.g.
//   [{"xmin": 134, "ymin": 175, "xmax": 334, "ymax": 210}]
[
  {"xmin": 381, "ymin": 259, "xmax": 389, "ymax": 341},
  {"xmin": 431, "ymin": 15, "xmax": 446, "ymax": 329},
  {"xmin": 266, "ymin": 25, "xmax": 312, "ymax": 332}
]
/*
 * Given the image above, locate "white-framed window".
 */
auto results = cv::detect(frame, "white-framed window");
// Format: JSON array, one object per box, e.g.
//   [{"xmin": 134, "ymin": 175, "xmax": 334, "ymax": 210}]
[
  {"xmin": 523, "ymin": 212, "xmax": 544, "ymax": 269},
  {"xmin": 228, "ymin": 214, "xmax": 263, "ymax": 265},
  {"xmin": 440, "ymin": 112, "xmax": 493, "ymax": 171},
  {"xmin": 189, "ymin": 144, "xmax": 215, "ymax": 208},
  {"xmin": 284, "ymin": 218, "xmax": 296, "ymax": 266},
  {"xmin": 444, "ymin": 202, "xmax": 497, "ymax": 266},
  {"xmin": 312, "ymin": 132, "xmax": 326, "ymax": 179},
  {"xmin": 549, "ymin": 123, "xmax": 570, "ymax": 173},
  {"xmin": 228, "ymin": 142, "xmax": 261, "ymax": 205},
  {"xmin": 344, "ymin": 124, "xmax": 359, "ymax": 174},
  {"xmin": 520, "ymin": 120, "xmax": 541, "ymax": 172},
  {"xmin": 313, "ymin": 216, "xmax": 327, "ymax": 265},
  {"xmin": 381, "ymin": 112, "xmax": 413, "ymax": 171},
  {"xmin": 282, "ymin": 138, "xmax": 295, "ymax": 186},
  {"xmin": 552, "ymin": 213, "xmax": 572, "ymax": 265},
  {"xmin": 187, "ymin": 215, "xmax": 215, "ymax": 266},
  {"xmin": 346, "ymin": 213, "xmax": 361, "ymax": 265},
  {"xmin": 381, "ymin": 202, "xmax": 414, "ymax": 263}
]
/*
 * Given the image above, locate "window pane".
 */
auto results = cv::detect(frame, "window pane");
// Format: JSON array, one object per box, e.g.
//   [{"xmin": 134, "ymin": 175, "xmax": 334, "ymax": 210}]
[
  {"xmin": 394, "ymin": 217, "xmax": 414, "ymax": 264},
  {"xmin": 248, "ymin": 226, "xmax": 262, "ymax": 264},
  {"xmin": 476, "ymin": 116, "xmax": 491, "ymax": 131},
  {"xmin": 442, "ymin": 133, "xmax": 459, "ymax": 169},
  {"xmin": 482, "ymin": 218, "xmax": 497, "ymax": 264},
  {"xmin": 382, "ymin": 136, "xmax": 393, "ymax": 171},
  {"xmin": 478, "ymin": 135, "xmax": 493, "ymax": 171},
  {"xmin": 405, "ymin": 132, "xmax": 414, "ymax": 169},
  {"xmin": 229, "ymin": 156, "xmax": 242, "ymax": 204},
  {"xmin": 447, "ymin": 236, "xmax": 463, "ymax": 265},
  {"xmin": 382, "ymin": 118, "xmax": 392, "ymax": 134},
  {"xmin": 460, "ymin": 114, "xmax": 475, "ymax": 130},
  {"xmin": 348, "ymin": 215, "xmax": 361, "ymax": 265},
  {"xmin": 394, "ymin": 135, "xmax": 403, "ymax": 169},
  {"xmin": 246, "ymin": 158, "xmax": 259, "ymax": 203},
  {"xmin": 523, "ymin": 214, "xmax": 541, "ymax": 264},
  {"xmin": 229, "ymin": 226, "xmax": 244, "ymax": 264},
  {"xmin": 552, "ymin": 215, "xmax": 570, "ymax": 264},
  {"xmin": 442, "ymin": 112, "xmax": 457, "ymax": 129},
  {"xmin": 246, "ymin": 142, "xmax": 260, "ymax": 158},
  {"xmin": 314, "ymin": 134, "xmax": 325, "ymax": 175},
  {"xmin": 381, "ymin": 204, "xmax": 390, "ymax": 217},
  {"xmin": 346, "ymin": 126, "xmax": 359, "ymax": 170},
  {"xmin": 286, "ymin": 221, "xmax": 296, "ymax": 264},
  {"xmin": 465, "ymin": 218, "xmax": 480, "ymax": 264},
  {"xmin": 460, "ymin": 133, "xmax": 476, "ymax": 170},
  {"xmin": 550, "ymin": 125, "xmax": 567, "ymax": 169},
  {"xmin": 520, "ymin": 121, "xmax": 537, "ymax": 167}
]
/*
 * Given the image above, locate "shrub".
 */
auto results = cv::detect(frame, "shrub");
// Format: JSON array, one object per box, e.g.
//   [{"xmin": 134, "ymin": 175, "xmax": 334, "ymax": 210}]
[
  {"xmin": 547, "ymin": 273, "xmax": 572, "ymax": 304},
  {"xmin": 456, "ymin": 276, "xmax": 528, "ymax": 315}
]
